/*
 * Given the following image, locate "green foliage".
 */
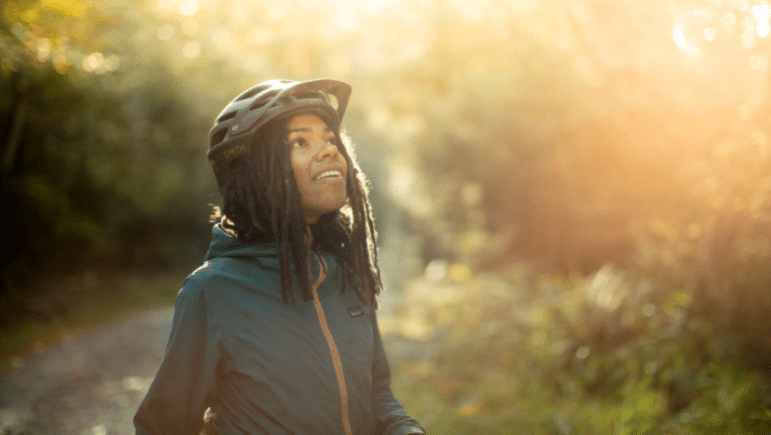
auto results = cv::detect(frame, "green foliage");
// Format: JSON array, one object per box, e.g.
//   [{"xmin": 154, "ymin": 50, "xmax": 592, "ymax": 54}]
[
  {"xmin": 388, "ymin": 265, "xmax": 771, "ymax": 434},
  {"xmin": 0, "ymin": 2, "xmax": 218, "ymax": 300}
]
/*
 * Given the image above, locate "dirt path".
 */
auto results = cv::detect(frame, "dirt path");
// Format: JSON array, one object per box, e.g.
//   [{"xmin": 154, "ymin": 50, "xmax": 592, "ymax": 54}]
[
  {"xmin": 0, "ymin": 247, "xmax": 418, "ymax": 434},
  {"xmin": 0, "ymin": 302, "xmax": 413, "ymax": 434},
  {"xmin": 0, "ymin": 306, "xmax": 174, "ymax": 435}
]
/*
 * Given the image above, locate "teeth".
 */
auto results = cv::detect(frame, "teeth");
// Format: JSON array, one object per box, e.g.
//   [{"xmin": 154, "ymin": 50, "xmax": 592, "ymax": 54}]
[{"xmin": 315, "ymin": 170, "xmax": 342, "ymax": 180}]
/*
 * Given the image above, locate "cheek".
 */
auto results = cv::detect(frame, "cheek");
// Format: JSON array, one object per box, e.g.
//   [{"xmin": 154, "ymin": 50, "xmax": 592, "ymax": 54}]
[{"xmin": 290, "ymin": 154, "xmax": 308, "ymax": 182}]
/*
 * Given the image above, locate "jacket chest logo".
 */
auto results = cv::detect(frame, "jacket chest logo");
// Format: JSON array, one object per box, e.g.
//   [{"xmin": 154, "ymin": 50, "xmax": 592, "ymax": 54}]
[{"xmin": 348, "ymin": 306, "xmax": 363, "ymax": 318}]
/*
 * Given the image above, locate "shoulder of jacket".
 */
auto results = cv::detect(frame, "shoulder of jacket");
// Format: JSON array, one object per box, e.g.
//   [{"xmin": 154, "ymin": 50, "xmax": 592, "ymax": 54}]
[
  {"xmin": 178, "ymin": 262, "xmax": 230, "ymax": 296},
  {"xmin": 187, "ymin": 258, "xmax": 252, "ymax": 280},
  {"xmin": 183, "ymin": 258, "xmax": 282, "ymax": 296}
]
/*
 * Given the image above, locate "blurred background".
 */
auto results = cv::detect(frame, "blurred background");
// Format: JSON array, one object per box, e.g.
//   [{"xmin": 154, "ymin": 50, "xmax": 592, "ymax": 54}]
[{"xmin": 1, "ymin": 0, "xmax": 771, "ymax": 433}]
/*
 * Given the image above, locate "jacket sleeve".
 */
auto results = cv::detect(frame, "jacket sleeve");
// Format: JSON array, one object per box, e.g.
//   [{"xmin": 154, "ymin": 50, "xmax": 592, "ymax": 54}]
[
  {"xmin": 371, "ymin": 311, "xmax": 426, "ymax": 435},
  {"xmin": 134, "ymin": 277, "xmax": 220, "ymax": 435}
]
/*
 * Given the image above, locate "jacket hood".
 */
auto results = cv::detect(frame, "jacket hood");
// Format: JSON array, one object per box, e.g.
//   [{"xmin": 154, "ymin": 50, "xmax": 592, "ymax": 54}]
[{"xmin": 204, "ymin": 224, "xmax": 279, "ymax": 262}]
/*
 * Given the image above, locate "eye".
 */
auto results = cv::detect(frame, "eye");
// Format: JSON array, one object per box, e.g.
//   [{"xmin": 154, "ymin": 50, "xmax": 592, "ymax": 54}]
[{"xmin": 288, "ymin": 137, "xmax": 307, "ymax": 148}]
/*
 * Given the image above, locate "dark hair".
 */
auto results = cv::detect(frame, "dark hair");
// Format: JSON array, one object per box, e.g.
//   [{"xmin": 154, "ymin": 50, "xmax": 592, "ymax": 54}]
[{"xmin": 212, "ymin": 115, "xmax": 381, "ymax": 306}]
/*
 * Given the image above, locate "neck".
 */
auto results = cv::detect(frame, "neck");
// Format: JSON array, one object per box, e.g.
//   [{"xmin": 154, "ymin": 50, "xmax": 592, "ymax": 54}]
[{"xmin": 305, "ymin": 226, "xmax": 315, "ymax": 249}]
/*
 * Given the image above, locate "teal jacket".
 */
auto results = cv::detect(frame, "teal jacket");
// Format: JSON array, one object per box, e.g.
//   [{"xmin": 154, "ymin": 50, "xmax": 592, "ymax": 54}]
[{"xmin": 134, "ymin": 225, "xmax": 425, "ymax": 435}]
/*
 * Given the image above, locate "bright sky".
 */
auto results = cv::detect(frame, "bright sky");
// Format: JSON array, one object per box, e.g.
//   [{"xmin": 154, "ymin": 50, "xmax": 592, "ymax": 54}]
[{"xmin": 672, "ymin": 1, "xmax": 770, "ymax": 58}]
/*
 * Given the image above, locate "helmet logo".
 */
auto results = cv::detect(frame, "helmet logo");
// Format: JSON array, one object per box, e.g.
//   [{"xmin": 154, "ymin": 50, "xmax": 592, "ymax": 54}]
[{"xmin": 223, "ymin": 143, "xmax": 248, "ymax": 161}]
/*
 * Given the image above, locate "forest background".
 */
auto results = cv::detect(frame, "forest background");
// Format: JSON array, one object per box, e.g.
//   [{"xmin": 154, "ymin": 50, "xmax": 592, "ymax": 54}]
[{"xmin": 1, "ymin": 0, "xmax": 771, "ymax": 433}]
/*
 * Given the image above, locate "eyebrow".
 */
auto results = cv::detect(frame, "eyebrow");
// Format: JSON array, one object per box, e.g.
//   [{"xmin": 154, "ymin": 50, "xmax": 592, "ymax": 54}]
[{"xmin": 286, "ymin": 126, "xmax": 334, "ymax": 135}]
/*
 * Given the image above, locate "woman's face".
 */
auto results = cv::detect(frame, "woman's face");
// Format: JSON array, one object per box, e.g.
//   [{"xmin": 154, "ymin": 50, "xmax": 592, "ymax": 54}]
[{"xmin": 286, "ymin": 112, "xmax": 348, "ymax": 224}]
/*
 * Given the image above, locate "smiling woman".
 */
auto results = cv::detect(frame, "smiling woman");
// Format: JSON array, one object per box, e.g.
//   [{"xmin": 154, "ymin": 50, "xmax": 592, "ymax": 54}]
[
  {"xmin": 286, "ymin": 113, "xmax": 349, "ymax": 224},
  {"xmin": 133, "ymin": 79, "xmax": 425, "ymax": 435}
]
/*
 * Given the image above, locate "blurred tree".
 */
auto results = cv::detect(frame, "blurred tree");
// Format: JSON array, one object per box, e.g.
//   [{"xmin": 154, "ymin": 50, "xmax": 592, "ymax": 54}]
[
  {"xmin": 371, "ymin": 0, "xmax": 771, "ymax": 367},
  {"xmin": 0, "ymin": 0, "xmax": 221, "ymax": 309}
]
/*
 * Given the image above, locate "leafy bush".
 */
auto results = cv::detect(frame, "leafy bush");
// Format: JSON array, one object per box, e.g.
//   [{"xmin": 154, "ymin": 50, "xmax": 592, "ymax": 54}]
[{"xmin": 387, "ymin": 263, "xmax": 771, "ymax": 435}]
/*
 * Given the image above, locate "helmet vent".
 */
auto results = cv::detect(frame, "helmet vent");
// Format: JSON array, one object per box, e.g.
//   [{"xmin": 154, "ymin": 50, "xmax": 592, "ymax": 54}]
[
  {"xmin": 210, "ymin": 127, "xmax": 228, "ymax": 147},
  {"xmin": 235, "ymin": 86, "xmax": 266, "ymax": 101},
  {"xmin": 249, "ymin": 101, "xmax": 269, "ymax": 111},
  {"xmin": 217, "ymin": 111, "xmax": 237, "ymax": 123},
  {"xmin": 326, "ymin": 94, "xmax": 338, "ymax": 108}
]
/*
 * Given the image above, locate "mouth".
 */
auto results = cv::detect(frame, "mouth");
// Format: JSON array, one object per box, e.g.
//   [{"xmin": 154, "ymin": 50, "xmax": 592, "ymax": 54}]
[{"xmin": 313, "ymin": 169, "xmax": 345, "ymax": 182}]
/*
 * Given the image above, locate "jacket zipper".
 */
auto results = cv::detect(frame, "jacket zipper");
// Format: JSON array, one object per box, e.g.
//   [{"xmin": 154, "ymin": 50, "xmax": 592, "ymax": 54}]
[{"xmin": 310, "ymin": 252, "xmax": 353, "ymax": 435}]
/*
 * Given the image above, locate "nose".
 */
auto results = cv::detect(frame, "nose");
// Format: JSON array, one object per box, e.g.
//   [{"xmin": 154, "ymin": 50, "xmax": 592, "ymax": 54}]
[{"xmin": 317, "ymin": 139, "xmax": 339, "ymax": 161}]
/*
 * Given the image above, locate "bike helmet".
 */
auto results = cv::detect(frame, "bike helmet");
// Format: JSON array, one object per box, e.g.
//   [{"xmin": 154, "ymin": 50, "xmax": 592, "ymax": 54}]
[{"xmin": 207, "ymin": 78, "xmax": 352, "ymax": 190}]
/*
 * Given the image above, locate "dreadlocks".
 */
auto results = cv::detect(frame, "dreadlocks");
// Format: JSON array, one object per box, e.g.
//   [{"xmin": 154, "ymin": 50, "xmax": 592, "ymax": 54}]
[{"xmin": 214, "ymin": 116, "xmax": 382, "ymax": 306}]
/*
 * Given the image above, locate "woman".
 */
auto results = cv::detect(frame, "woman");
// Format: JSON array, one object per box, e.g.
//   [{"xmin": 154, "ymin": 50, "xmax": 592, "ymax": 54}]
[{"xmin": 133, "ymin": 79, "xmax": 426, "ymax": 435}]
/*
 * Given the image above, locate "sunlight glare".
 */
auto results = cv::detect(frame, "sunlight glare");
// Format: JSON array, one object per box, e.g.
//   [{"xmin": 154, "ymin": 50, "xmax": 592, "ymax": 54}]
[
  {"xmin": 364, "ymin": 0, "xmax": 385, "ymax": 13},
  {"xmin": 759, "ymin": 22, "xmax": 771, "ymax": 37},
  {"xmin": 157, "ymin": 23, "xmax": 174, "ymax": 41},
  {"xmin": 82, "ymin": 52, "xmax": 103, "ymax": 72},
  {"xmin": 704, "ymin": 27, "xmax": 716, "ymax": 41},
  {"xmin": 424, "ymin": 259, "xmax": 448, "ymax": 283},
  {"xmin": 36, "ymin": 38, "xmax": 51, "ymax": 62},
  {"xmin": 672, "ymin": 14, "xmax": 702, "ymax": 58},
  {"xmin": 389, "ymin": 164, "xmax": 415, "ymax": 200},
  {"xmin": 751, "ymin": 3, "xmax": 771, "ymax": 22},
  {"xmin": 753, "ymin": 3, "xmax": 771, "ymax": 37},
  {"xmin": 180, "ymin": 0, "xmax": 199, "ymax": 16},
  {"xmin": 457, "ymin": 2, "xmax": 484, "ymax": 21},
  {"xmin": 265, "ymin": 3, "xmax": 290, "ymax": 23},
  {"xmin": 335, "ymin": 10, "xmax": 357, "ymax": 31},
  {"xmin": 182, "ymin": 41, "xmax": 200, "ymax": 58}
]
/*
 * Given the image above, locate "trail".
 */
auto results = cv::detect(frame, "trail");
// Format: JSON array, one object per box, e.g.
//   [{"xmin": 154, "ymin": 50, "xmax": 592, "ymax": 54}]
[
  {"xmin": 0, "ymin": 306, "xmax": 174, "ymax": 435},
  {"xmin": 0, "ymin": 240, "xmax": 418, "ymax": 434},
  {"xmin": 0, "ymin": 296, "xmax": 411, "ymax": 434}
]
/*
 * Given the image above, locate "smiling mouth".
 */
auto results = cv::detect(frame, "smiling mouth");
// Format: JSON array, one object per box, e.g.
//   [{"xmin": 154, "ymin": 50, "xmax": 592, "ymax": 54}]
[{"xmin": 313, "ymin": 170, "xmax": 344, "ymax": 182}]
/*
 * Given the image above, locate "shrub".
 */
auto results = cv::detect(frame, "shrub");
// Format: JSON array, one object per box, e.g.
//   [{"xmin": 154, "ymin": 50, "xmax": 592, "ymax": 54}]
[{"xmin": 388, "ymin": 263, "xmax": 771, "ymax": 434}]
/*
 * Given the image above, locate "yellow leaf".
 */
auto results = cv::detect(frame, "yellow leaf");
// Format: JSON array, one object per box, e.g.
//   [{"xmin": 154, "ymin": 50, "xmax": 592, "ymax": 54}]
[
  {"xmin": 42, "ymin": 0, "xmax": 86, "ymax": 17},
  {"xmin": 449, "ymin": 263, "xmax": 471, "ymax": 282},
  {"xmin": 457, "ymin": 401, "xmax": 481, "ymax": 417},
  {"xmin": 21, "ymin": 7, "xmax": 40, "ymax": 24}
]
